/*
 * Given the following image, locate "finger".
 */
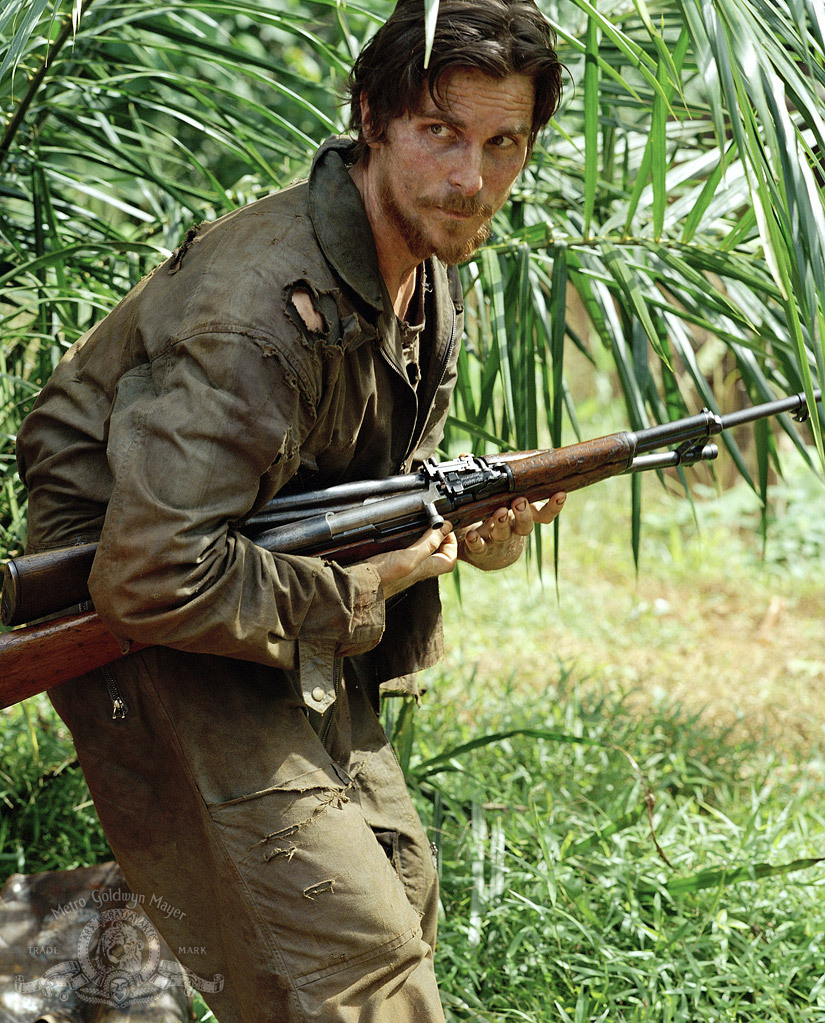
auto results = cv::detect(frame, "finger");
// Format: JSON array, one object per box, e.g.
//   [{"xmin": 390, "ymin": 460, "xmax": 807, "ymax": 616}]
[
  {"xmin": 370, "ymin": 521, "xmax": 455, "ymax": 591},
  {"xmin": 379, "ymin": 521, "xmax": 453, "ymax": 577},
  {"xmin": 511, "ymin": 497, "xmax": 535, "ymax": 536},
  {"xmin": 531, "ymin": 492, "xmax": 566, "ymax": 525},
  {"xmin": 486, "ymin": 506, "xmax": 513, "ymax": 543},
  {"xmin": 412, "ymin": 521, "xmax": 454, "ymax": 564},
  {"xmin": 432, "ymin": 529, "xmax": 459, "ymax": 571},
  {"xmin": 409, "ymin": 525, "xmax": 457, "ymax": 582},
  {"xmin": 463, "ymin": 527, "xmax": 487, "ymax": 558}
]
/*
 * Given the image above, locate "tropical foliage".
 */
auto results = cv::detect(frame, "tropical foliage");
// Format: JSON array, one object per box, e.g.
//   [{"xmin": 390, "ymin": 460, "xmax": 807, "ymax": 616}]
[
  {"xmin": 3, "ymin": 5, "xmax": 825, "ymax": 1019},
  {"xmin": 1, "ymin": 0, "xmax": 825, "ymax": 560}
]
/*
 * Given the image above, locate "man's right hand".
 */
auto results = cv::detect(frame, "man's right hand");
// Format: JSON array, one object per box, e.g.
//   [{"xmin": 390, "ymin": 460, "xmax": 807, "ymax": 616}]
[{"xmin": 364, "ymin": 522, "xmax": 457, "ymax": 599}]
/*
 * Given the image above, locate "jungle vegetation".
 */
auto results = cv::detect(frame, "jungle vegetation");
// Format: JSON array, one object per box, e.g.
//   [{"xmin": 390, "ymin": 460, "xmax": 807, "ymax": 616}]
[{"xmin": 2, "ymin": 3, "xmax": 825, "ymax": 1021}]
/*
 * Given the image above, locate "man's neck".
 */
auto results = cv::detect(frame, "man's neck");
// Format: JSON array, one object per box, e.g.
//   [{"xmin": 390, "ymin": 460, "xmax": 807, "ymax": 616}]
[
  {"xmin": 349, "ymin": 161, "xmax": 421, "ymax": 320},
  {"xmin": 393, "ymin": 267, "xmax": 422, "ymax": 322}
]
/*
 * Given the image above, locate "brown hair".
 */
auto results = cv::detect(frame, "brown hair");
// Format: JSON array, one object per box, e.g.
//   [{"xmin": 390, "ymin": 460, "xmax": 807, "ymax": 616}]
[{"xmin": 347, "ymin": 0, "xmax": 563, "ymax": 161}]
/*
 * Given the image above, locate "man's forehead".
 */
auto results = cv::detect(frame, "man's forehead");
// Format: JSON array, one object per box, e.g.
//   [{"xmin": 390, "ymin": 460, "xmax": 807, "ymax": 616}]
[{"xmin": 412, "ymin": 71, "xmax": 535, "ymax": 130}]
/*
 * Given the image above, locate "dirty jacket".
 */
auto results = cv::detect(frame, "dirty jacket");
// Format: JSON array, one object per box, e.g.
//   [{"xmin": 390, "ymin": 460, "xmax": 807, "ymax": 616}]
[{"xmin": 16, "ymin": 137, "xmax": 464, "ymax": 712}]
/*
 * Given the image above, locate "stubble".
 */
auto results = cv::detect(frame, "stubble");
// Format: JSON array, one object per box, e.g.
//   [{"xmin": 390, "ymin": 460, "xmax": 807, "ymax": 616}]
[{"xmin": 378, "ymin": 177, "xmax": 494, "ymax": 266}]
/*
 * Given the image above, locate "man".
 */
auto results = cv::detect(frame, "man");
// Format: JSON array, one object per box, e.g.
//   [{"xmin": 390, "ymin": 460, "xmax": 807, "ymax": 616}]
[{"xmin": 15, "ymin": 1, "xmax": 564, "ymax": 1019}]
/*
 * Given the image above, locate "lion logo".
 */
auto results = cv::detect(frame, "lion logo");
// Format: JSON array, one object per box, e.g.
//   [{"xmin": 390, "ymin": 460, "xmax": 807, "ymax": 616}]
[{"xmin": 16, "ymin": 907, "xmax": 223, "ymax": 1008}]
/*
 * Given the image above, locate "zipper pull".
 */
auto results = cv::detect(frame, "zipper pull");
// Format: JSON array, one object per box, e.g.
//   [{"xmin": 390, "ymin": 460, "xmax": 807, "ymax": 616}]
[
  {"xmin": 102, "ymin": 667, "xmax": 129, "ymax": 721},
  {"xmin": 110, "ymin": 696, "xmax": 128, "ymax": 721}
]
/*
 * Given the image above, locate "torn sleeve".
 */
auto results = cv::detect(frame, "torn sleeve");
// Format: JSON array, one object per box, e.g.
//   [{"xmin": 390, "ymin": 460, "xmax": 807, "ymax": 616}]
[{"xmin": 88, "ymin": 330, "xmax": 385, "ymax": 672}]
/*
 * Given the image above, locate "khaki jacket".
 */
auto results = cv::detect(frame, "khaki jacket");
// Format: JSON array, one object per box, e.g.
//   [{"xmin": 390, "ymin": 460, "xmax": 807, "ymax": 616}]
[{"xmin": 17, "ymin": 138, "xmax": 464, "ymax": 711}]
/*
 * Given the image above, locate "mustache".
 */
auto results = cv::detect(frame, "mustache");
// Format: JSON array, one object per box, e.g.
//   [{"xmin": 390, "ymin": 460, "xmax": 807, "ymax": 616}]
[{"xmin": 418, "ymin": 195, "xmax": 494, "ymax": 218}]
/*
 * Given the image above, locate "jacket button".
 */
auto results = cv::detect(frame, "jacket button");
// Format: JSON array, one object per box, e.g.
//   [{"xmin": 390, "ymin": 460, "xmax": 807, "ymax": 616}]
[{"xmin": 311, "ymin": 686, "xmax": 326, "ymax": 703}]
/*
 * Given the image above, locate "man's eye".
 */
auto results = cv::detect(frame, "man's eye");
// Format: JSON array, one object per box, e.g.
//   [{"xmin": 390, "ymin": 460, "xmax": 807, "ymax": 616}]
[
  {"xmin": 490, "ymin": 135, "xmax": 516, "ymax": 149},
  {"xmin": 429, "ymin": 124, "xmax": 452, "ymax": 138}
]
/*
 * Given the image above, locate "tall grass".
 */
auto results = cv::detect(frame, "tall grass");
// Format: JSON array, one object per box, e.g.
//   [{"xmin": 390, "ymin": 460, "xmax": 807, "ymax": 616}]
[
  {"xmin": 0, "ymin": 702, "xmax": 111, "ymax": 876},
  {"xmin": 400, "ymin": 670, "xmax": 825, "ymax": 1022}
]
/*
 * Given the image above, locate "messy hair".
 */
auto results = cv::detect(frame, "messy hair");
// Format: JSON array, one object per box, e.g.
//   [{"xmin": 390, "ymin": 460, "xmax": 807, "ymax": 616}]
[{"xmin": 347, "ymin": 0, "xmax": 563, "ymax": 161}]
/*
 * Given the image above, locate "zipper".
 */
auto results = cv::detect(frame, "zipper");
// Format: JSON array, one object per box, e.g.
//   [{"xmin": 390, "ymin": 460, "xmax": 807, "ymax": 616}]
[
  {"xmin": 396, "ymin": 300, "xmax": 459, "ymax": 473},
  {"xmin": 405, "ymin": 301, "xmax": 457, "ymax": 470},
  {"xmin": 102, "ymin": 665, "xmax": 128, "ymax": 720},
  {"xmin": 318, "ymin": 657, "xmax": 343, "ymax": 745}
]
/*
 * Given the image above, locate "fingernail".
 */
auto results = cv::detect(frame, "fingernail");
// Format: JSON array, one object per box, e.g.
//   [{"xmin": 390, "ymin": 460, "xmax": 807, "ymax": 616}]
[
  {"xmin": 515, "ymin": 498, "xmax": 527, "ymax": 512},
  {"xmin": 556, "ymin": 493, "xmax": 566, "ymax": 504}
]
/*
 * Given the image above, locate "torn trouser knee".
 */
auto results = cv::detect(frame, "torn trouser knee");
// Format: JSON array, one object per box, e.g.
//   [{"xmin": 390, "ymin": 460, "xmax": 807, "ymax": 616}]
[{"xmin": 207, "ymin": 769, "xmax": 444, "ymax": 1021}]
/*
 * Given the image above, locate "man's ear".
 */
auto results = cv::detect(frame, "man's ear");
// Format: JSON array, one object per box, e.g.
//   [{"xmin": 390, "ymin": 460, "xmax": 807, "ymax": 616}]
[{"xmin": 360, "ymin": 94, "xmax": 381, "ymax": 148}]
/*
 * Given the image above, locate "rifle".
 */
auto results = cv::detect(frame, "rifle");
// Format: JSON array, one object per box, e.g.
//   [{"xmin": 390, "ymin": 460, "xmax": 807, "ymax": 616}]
[{"xmin": 1, "ymin": 387, "xmax": 821, "ymax": 710}]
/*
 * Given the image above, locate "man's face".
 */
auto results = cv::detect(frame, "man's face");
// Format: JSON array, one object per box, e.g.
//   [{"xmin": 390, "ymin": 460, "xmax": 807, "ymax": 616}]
[{"xmin": 365, "ymin": 69, "xmax": 535, "ymax": 266}]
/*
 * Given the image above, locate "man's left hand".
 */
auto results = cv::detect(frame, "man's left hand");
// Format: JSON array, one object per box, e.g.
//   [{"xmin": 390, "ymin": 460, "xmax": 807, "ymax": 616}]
[{"xmin": 458, "ymin": 492, "xmax": 566, "ymax": 571}]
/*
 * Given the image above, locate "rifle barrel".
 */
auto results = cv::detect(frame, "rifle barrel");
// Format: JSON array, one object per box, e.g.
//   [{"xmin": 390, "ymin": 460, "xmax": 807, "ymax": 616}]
[
  {"xmin": 719, "ymin": 388, "xmax": 822, "ymax": 429},
  {"xmin": 632, "ymin": 388, "xmax": 822, "ymax": 455},
  {"xmin": 259, "ymin": 472, "xmax": 423, "ymax": 514},
  {"xmin": 627, "ymin": 444, "xmax": 718, "ymax": 473}
]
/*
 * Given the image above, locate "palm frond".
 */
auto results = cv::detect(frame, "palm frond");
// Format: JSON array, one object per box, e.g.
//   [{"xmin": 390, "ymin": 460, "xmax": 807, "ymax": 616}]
[{"xmin": 2, "ymin": 0, "xmax": 823, "ymax": 556}]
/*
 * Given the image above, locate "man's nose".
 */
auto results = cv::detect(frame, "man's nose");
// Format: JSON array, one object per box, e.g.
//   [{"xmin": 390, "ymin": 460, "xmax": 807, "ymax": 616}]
[{"xmin": 448, "ymin": 145, "xmax": 484, "ymax": 196}]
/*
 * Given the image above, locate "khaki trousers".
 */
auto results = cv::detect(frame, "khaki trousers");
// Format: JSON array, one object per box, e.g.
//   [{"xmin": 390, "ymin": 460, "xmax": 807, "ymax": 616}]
[{"xmin": 50, "ymin": 649, "xmax": 445, "ymax": 1023}]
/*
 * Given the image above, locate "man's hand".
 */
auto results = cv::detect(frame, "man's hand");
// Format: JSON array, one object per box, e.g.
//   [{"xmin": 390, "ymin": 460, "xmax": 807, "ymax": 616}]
[
  {"xmin": 361, "ymin": 491, "xmax": 566, "ymax": 597},
  {"xmin": 459, "ymin": 492, "xmax": 566, "ymax": 571},
  {"xmin": 365, "ymin": 521, "xmax": 458, "ymax": 599}
]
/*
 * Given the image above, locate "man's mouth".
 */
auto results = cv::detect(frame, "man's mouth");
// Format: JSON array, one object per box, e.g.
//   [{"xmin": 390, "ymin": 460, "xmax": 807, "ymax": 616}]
[{"xmin": 421, "ymin": 197, "xmax": 493, "ymax": 221}]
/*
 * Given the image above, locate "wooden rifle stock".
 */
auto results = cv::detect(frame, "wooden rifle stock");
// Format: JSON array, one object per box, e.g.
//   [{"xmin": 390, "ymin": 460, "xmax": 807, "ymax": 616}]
[
  {"xmin": 0, "ymin": 612, "xmax": 147, "ymax": 707},
  {"xmin": 1, "ymin": 542, "xmax": 96, "ymax": 627},
  {"xmin": 0, "ymin": 435, "xmax": 638, "ymax": 709}
]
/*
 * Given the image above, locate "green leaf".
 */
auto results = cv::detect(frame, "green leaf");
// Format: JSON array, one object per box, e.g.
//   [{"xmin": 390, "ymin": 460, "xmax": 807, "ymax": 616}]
[
  {"xmin": 423, "ymin": 0, "xmax": 439, "ymax": 68},
  {"xmin": 583, "ymin": 9, "xmax": 599, "ymax": 238},
  {"xmin": 647, "ymin": 856, "xmax": 825, "ymax": 896}
]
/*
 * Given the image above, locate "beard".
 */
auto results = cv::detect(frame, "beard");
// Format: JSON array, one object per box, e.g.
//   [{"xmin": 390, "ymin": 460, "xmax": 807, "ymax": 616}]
[{"xmin": 378, "ymin": 177, "xmax": 494, "ymax": 265}]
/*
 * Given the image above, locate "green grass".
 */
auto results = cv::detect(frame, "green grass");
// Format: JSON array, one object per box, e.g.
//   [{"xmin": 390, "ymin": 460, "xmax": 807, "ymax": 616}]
[
  {"xmin": 3, "ymin": 466, "xmax": 825, "ymax": 1022},
  {"xmin": 395, "ymin": 672, "xmax": 825, "ymax": 1021},
  {"xmin": 393, "ymin": 456, "xmax": 825, "ymax": 1021},
  {"xmin": 0, "ymin": 700, "xmax": 112, "ymax": 875}
]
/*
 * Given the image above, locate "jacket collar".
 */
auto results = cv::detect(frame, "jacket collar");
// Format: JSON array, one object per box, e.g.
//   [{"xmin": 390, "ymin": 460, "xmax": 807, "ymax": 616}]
[{"xmin": 308, "ymin": 137, "xmax": 385, "ymax": 311}]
